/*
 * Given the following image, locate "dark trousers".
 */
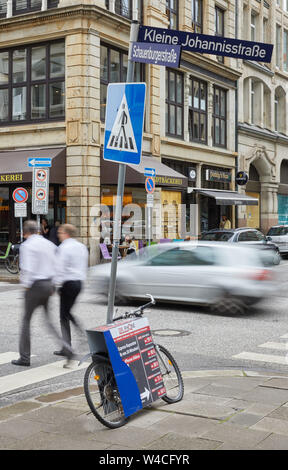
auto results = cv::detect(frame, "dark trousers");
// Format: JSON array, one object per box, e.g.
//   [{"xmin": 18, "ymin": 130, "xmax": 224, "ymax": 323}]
[
  {"xmin": 20, "ymin": 280, "xmax": 62, "ymax": 363},
  {"xmin": 59, "ymin": 280, "xmax": 82, "ymax": 347}
]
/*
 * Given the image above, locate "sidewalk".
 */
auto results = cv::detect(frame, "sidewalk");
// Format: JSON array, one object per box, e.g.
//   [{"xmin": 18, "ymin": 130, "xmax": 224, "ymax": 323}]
[{"xmin": 1, "ymin": 370, "xmax": 288, "ymax": 450}]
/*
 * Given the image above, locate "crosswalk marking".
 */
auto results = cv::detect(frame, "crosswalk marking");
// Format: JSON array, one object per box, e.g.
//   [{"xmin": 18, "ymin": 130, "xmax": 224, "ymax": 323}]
[
  {"xmin": 0, "ymin": 352, "xmax": 21, "ymax": 365},
  {"xmin": 258, "ymin": 342, "xmax": 288, "ymax": 351},
  {"xmin": 0, "ymin": 360, "xmax": 88, "ymax": 396},
  {"xmin": 232, "ymin": 351, "xmax": 288, "ymax": 365},
  {"xmin": 281, "ymin": 334, "xmax": 288, "ymax": 339}
]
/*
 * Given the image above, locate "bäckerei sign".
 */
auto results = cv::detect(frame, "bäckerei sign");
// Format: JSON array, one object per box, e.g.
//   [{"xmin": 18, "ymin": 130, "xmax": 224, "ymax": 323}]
[{"xmin": 138, "ymin": 26, "xmax": 273, "ymax": 63}]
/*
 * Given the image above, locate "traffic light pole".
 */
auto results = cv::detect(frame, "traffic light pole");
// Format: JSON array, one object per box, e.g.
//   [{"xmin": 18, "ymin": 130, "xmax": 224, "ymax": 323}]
[{"xmin": 106, "ymin": 20, "xmax": 139, "ymax": 324}]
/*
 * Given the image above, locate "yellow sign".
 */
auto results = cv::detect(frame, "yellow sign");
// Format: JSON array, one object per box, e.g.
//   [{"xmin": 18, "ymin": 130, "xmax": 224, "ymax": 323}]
[
  {"xmin": 155, "ymin": 176, "xmax": 183, "ymax": 186},
  {"xmin": 0, "ymin": 173, "xmax": 23, "ymax": 183}
]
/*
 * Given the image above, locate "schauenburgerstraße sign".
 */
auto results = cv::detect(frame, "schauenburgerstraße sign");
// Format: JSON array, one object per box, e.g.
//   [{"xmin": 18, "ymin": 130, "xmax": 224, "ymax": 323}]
[{"xmin": 138, "ymin": 26, "xmax": 273, "ymax": 63}]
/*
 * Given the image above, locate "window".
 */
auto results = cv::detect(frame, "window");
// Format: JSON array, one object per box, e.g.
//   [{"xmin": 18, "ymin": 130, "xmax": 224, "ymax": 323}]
[
  {"xmin": 0, "ymin": 40, "xmax": 65, "ymax": 124},
  {"xmin": 166, "ymin": 0, "xmax": 178, "ymax": 30},
  {"xmin": 263, "ymin": 18, "xmax": 268, "ymax": 43},
  {"xmin": 149, "ymin": 247, "xmax": 215, "ymax": 266},
  {"xmin": 274, "ymin": 87, "xmax": 286, "ymax": 133},
  {"xmin": 238, "ymin": 231, "xmax": 259, "ymax": 242},
  {"xmin": 284, "ymin": 29, "xmax": 288, "ymax": 71},
  {"xmin": 191, "ymin": 0, "xmax": 203, "ymax": 33},
  {"xmin": 114, "ymin": 0, "xmax": 132, "ymax": 19},
  {"xmin": 276, "ymin": 24, "xmax": 281, "ymax": 67},
  {"xmin": 251, "ymin": 80, "xmax": 255, "ymax": 123},
  {"xmin": 0, "ymin": 0, "xmax": 7, "ymax": 18},
  {"xmin": 213, "ymin": 86, "xmax": 226, "ymax": 147},
  {"xmin": 188, "ymin": 77, "xmax": 207, "ymax": 143},
  {"xmin": 166, "ymin": 69, "xmax": 183, "ymax": 138},
  {"xmin": 251, "ymin": 12, "xmax": 256, "ymax": 41},
  {"xmin": 275, "ymin": 96, "xmax": 279, "ymax": 131},
  {"xmin": 215, "ymin": 6, "xmax": 224, "ymax": 63},
  {"xmin": 100, "ymin": 44, "xmax": 145, "ymax": 121},
  {"xmin": 12, "ymin": 0, "xmax": 59, "ymax": 15}
]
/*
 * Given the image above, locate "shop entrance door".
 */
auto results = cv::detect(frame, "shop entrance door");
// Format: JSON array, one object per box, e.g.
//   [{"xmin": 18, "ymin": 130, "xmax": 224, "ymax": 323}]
[{"xmin": 161, "ymin": 191, "xmax": 182, "ymax": 239}]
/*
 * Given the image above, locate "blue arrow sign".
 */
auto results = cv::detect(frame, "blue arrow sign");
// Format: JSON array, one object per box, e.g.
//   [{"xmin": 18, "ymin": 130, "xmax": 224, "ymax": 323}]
[
  {"xmin": 104, "ymin": 83, "xmax": 146, "ymax": 165},
  {"xmin": 144, "ymin": 167, "xmax": 156, "ymax": 177},
  {"xmin": 28, "ymin": 158, "xmax": 52, "ymax": 168}
]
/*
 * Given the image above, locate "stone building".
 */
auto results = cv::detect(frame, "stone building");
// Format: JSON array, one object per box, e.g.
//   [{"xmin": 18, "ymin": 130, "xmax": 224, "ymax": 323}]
[
  {"xmin": 238, "ymin": 0, "xmax": 288, "ymax": 233},
  {"xmin": 0, "ymin": 0, "xmax": 275, "ymax": 263}
]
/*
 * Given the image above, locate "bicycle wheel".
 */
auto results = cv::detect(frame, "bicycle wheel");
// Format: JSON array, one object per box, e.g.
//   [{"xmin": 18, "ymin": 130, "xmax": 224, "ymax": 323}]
[
  {"xmin": 4, "ymin": 255, "xmax": 19, "ymax": 274},
  {"xmin": 156, "ymin": 344, "xmax": 184, "ymax": 404},
  {"xmin": 84, "ymin": 361, "xmax": 128, "ymax": 429}
]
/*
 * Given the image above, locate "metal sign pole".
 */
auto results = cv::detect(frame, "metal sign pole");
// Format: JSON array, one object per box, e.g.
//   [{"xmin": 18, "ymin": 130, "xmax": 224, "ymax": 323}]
[
  {"xmin": 20, "ymin": 217, "xmax": 23, "ymax": 243},
  {"xmin": 106, "ymin": 20, "xmax": 139, "ymax": 324}
]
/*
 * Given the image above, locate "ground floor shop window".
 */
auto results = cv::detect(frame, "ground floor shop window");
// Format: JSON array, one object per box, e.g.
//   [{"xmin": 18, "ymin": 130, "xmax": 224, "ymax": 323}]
[{"xmin": 0, "ymin": 187, "xmax": 9, "ymax": 244}]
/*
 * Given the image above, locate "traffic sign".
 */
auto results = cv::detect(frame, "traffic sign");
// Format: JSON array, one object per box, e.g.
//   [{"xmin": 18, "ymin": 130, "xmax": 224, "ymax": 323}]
[
  {"xmin": 14, "ymin": 203, "xmax": 27, "ymax": 218},
  {"xmin": 12, "ymin": 187, "xmax": 28, "ymax": 203},
  {"xmin": 104, "ymin": 83, "xmax": 146, "ymax": 165},
  {"xmin": 32, "ymin": 167, "xmax": 49, "ymax": 215},
  {"xmin": 28, "ymin": 158, "xmax": 52, "ymax": 168},
  {"xmin": 144, "ymin": 168, "xmax": 156, "ymax": 177},
  {"xmin": 145, "ymin": 177, "xmax": 155, "ymax": 194},
  {"xmin": 146, "ymin": 193, "xmax": 154, "ymax": 208}
]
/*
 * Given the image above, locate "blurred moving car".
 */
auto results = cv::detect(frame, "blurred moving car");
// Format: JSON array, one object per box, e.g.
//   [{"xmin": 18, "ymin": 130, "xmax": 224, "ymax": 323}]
[
  {"xmin": 266, "ymin": 225, "xmax": 288, "ymax": 256},
  {"xmin": 89, "ymin": 242, "xmax": 277, "ymax": 315},
  {"xmin": 201, "ymin": 228, "xmax": 281, "ymax": 266}
]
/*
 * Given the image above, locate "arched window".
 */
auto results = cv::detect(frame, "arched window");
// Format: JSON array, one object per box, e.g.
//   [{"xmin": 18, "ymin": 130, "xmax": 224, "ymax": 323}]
[
  {"xmin": 243, "ymin": 77, "xmax": 271, "ymax": 129},
  {"xmin": 275, "ymin": 86, "xmax": 286, "ymax": 134},
  {"xmin": 280, "ymin": 160, "xmax": 288, "ymax": 184}
]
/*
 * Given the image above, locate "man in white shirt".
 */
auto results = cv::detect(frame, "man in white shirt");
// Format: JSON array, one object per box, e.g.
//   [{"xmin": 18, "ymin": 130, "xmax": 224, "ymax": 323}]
[
  {"xmin": 12, "ymin": 220, "xmax": 72, "ymax": 367},
  {"xmin": 54, "ymin": 224, "xmax": 88, "ymax": 356}
]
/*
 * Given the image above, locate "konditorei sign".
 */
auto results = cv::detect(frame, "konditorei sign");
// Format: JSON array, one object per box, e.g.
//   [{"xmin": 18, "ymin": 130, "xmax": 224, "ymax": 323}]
[{"xmin": 138, "ymin": 25, "xmax": 273, "ymax": 63}]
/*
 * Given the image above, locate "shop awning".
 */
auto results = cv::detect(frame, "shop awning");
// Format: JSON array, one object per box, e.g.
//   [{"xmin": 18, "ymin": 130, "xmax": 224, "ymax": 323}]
[
  {"xmin": 101, "ymin": 155, "xmax": 188, "ymax": 188},
  {"xmin": 0, "ymin": 147, "xmax": 66, "ymax": 184},
  {"xmin": 194, "ymin": 189, "xmax": 259, "ymax": 205}
]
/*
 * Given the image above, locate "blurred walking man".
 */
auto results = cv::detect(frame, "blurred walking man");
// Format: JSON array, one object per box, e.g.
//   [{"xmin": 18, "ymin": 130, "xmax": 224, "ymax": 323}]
[
  {"xmin": 54, "ymin": 224, "xmax": 88, "ymax": 356},
  {"xmin": 12, "ymin": 220, "xmax": 71, "ymax": 367}
]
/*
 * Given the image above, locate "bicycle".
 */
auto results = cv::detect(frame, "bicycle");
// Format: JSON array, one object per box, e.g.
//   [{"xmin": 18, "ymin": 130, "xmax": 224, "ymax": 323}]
[
  {"xmin": 0, "ymin": 243, "xmax": 20, "ymax": 274},
  {"xmin": 81, "ymin": 295, "xmax": 184, "ymax": 429}
]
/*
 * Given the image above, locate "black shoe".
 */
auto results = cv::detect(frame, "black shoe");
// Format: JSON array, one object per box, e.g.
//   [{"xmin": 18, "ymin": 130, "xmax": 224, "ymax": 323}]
[
  {"xmin": 11, "ymin": 358, "xmax": 30, "ymax": 367},
  {"xmin": 53, "ymin": 350, "xmax": 67, "ymax": 357}
]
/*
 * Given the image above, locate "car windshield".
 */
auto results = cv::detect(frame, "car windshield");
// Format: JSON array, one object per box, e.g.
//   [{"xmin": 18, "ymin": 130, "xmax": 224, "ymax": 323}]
[
  {"xmin": 267, "ymin": 227, "xmax": 288, "ymax": 236},
  {"xmin": 201, "ymin": 232, "xmax": 233, "ymax": 241}
]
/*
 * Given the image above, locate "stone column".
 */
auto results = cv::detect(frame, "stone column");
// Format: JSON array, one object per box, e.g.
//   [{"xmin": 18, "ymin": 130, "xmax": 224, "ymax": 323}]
[
  {"xmin": 66, "ymin": 29, "xmax": 101, "ymax": 265},
  {"xmin": 260, "ymin": 180, "xmax": 279, "ymax": 233}
]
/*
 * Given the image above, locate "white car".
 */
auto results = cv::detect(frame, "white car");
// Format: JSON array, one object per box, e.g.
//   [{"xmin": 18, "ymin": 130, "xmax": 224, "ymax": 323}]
[
  {"xmin": 267, "ymin": 225, "xmax": 288, "ymax": 255},
  {"xmin": 89, "ymin": 241, "xmax": 278, "ymax": 315}
]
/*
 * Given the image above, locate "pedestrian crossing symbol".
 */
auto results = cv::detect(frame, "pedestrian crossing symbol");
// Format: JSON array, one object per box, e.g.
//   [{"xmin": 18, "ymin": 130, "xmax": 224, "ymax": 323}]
[{"xmin": 104, "ymin": 82, "xmax": 146, "ymax": 165}]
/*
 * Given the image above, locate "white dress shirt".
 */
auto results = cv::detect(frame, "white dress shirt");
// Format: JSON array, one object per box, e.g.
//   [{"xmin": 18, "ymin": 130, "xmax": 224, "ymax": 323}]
[
  {"xmin": 54, "ymin": 237, "xmax": 88, "ymax": 286},
  {"xmin": 20, "ymin": 234, "xmax": 57, "ymax": 288}
]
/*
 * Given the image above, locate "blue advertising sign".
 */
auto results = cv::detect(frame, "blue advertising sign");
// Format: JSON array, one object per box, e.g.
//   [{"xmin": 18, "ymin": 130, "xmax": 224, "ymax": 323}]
[
  {"xmin": 138, "ymin": 25, "xmax": 273, "ymax": 63},
  {"xmin": 104, "ymin": 82, "xmax": 146, "ymax": 165},
  {"xmin": 131, "ymin": 42, "xmax": 181, "ymax": 67}
]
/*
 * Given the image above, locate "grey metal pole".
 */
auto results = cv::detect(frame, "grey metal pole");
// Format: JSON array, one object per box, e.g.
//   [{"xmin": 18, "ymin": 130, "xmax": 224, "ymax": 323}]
[
  {"xmin": 20, "ymin": 217, "xmax": 23, "ymax": 243},
  {"xmin": 106, "ymin": 20, "xmax": 139, "ymax": 324}
]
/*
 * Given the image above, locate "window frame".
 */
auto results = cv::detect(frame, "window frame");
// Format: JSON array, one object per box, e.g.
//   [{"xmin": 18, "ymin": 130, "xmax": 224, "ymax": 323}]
[
  {"xmin": 215, "ymin": 6, "xmax": 225, "ymax": 63},
  {"xmin": 166, "ymin": 0, "xmax": 179, "ymax": 30},
  {"xmin": 188, "ymin": 76, "xmax": 207, "ymax": 144},
  {"xmin": 12, "ymin": 0, "xmax": 59, "ymax": 15},
  {"xmin": 191, "ymin": 0, "xmax": 203, "ymax": 33},
  {"xmin": 0, "ymin": 40, "xmax": 65, "ymax": 126},
  {"xmin": 213, "ymin": 85, "xmax": 227, "ymax": 148},
  {"xmin": 100, "ymin": 43, "xmax": 145, "ymax": 122},
  {"xmin": 165, "ymin": 68, "xmax": 184, "ymax": 139}
]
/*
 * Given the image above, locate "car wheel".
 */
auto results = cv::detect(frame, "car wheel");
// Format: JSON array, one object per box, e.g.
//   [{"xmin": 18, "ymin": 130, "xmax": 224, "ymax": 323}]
[{"xmin": 212, "ymin": 295, "xmax": 246, "ymax": 316}]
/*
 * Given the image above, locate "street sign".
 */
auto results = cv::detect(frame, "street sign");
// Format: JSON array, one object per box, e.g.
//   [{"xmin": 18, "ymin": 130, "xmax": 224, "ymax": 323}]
[
  {"xmin": 145, "ymin": 177, "xmax": 155, "ymax": 194},
  {"xmin": 32, "ymin": 167, "xmax": 49, "ymax": 215},
  {"xmin": 138, "ymin": 25, "xmax": 274, "ymax": 63},
  {"xmin": 14, "ymin": 203, "xmax": 27, "ymax": 218},
  {"xmin": 131, "ymin": 42, "xmax": 181, "ymax": 67},
  {"xmin": 28, "ymin": 157, "xmax": 52, "ymax": 168},
  {"xmin": 12, "ymin": 187, "xmax": 28, "ymax": 204},
  {"xmin": 104, "ymin": 82, "xmax": 146, "ymax": 165},
  {"xmin": 144, "ymin": 167, "xmax": 156, "ymax": 177},
  {"xmin": 146, "ymin": 193, "xmax": 154, "ymax": 207}
]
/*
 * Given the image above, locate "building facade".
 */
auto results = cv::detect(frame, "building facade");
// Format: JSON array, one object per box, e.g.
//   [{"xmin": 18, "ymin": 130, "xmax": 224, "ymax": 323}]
[
  {"xmin": 238, "ymin": 0, "xmax": 288, "ymax": 233},
  {"xmin": 0, "ymin": 0, "xmax": 283, "ymax": 263}
]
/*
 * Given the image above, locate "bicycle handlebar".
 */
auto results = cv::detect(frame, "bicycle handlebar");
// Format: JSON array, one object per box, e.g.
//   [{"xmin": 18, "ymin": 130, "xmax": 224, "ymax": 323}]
[{"xmin": 112, "ymin": 294, "xmax": 156, "ymax": 322}]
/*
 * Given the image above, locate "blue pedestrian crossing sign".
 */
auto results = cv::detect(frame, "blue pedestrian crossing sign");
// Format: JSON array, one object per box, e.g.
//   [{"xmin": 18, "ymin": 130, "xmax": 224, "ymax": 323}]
[{"xmin": 104, "ymin": 82, "xmax": 146, "ymax": 165}]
